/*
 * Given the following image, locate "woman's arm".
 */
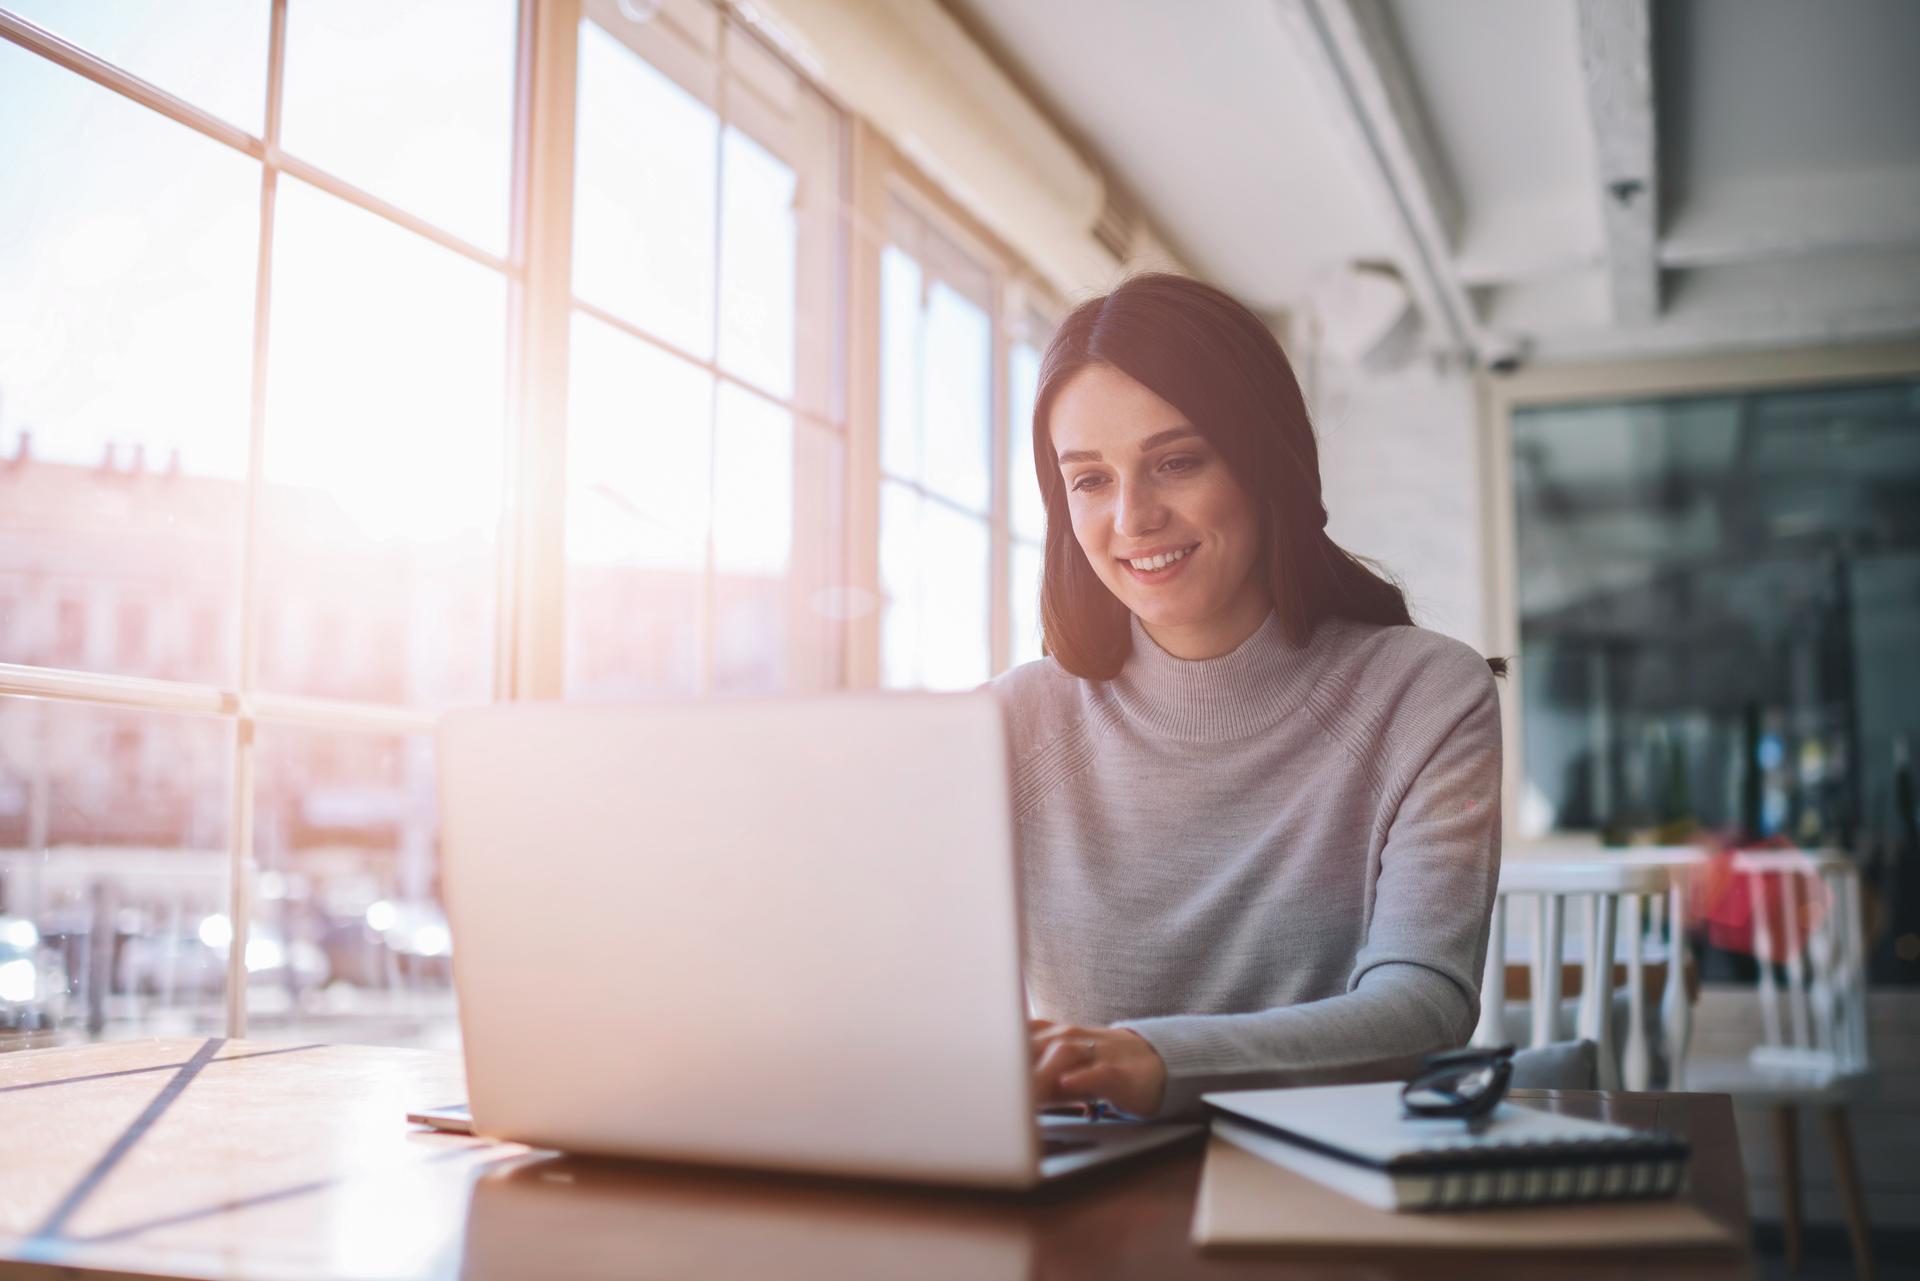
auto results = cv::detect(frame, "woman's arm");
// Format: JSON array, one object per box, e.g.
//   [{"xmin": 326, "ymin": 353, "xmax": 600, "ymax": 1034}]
[{"xmin": 1045, "ymin": 673, "xmax": 1503, "ymax": 1118}]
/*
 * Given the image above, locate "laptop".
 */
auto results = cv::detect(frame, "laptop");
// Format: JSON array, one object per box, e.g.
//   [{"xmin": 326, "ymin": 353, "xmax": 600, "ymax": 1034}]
[{"xmin": 430, "ymin": 691, "xmax": 1198, "ymax": 1188}]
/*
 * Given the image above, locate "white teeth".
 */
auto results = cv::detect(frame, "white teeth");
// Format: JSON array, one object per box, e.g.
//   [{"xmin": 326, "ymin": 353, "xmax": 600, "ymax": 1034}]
[{"xmin": 1128, "ymin": 546, "xmax": 1192, "ymax": 571}]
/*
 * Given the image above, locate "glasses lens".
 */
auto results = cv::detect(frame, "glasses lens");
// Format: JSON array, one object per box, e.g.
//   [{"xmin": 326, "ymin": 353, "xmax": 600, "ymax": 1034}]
[
  {"xmin": 1453, "ymin": 1064, "xmax": 1494, "ymax": 1097},
  {"xmin": 1403, "ymin": 1083, "xmax": 1457, "ymax": 1110},
  {"xmin": 1404, "ymin": 1052, "xmax": 1511, "ymax": 1117}
]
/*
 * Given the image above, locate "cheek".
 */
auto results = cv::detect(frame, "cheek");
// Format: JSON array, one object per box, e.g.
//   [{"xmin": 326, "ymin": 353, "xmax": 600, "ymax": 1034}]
[
  {"xmin": 1066, "ymin": 503, "xmax": 1108, "ymax": 557},
  {"xmin": 1197, "ymin": 481, "xmax": 1260, "ymax": 555}
]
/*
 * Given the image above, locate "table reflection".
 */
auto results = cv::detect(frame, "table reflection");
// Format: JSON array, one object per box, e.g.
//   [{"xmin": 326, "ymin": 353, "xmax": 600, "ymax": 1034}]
[{"xmin": 458, "ymin": 1152, "xmax": 1038, "ymax": 1281}]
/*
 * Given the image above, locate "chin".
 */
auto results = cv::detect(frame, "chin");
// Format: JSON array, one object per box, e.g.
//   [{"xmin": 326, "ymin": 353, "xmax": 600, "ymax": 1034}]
[{"xmin": 1117, "ymin": 591, "xmax": 1207, "ymax": 630}]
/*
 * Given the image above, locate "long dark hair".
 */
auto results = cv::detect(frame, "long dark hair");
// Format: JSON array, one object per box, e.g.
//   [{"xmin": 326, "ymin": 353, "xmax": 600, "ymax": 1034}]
[{"xmin": 1031, "ymin": 272, "xmax": 1507, "ymax": 681}]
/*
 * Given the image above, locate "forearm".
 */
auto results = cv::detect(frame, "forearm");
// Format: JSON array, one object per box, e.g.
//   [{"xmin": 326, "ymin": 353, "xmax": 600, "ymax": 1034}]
[{"xmin": 1118, "ymin": 961, "xmax": 1475, "ymax": 1118}]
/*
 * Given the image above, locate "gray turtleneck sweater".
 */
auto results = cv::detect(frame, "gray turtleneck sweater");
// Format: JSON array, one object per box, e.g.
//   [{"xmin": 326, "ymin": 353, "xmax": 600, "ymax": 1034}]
[{"xmin": 989, "ymin": 612, "xmax": 1502, "ymax": 1118}]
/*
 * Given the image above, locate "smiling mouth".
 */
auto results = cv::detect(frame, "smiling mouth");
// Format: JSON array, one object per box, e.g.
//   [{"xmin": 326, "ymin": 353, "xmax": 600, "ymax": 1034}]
[{"xmin": 1119, "ymin": 544, "xmax": 1198, "ymax": 577}]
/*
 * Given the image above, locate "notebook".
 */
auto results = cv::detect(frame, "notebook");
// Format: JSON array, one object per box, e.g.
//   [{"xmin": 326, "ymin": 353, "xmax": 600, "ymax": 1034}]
[
  {"xmin": 1192, "ymin": 1135, "xmax": 1735, "ymax": 1252},
  {"xmin": 1202, "ymin": 1081, "xmax": 1690, "ymax": 1212}
]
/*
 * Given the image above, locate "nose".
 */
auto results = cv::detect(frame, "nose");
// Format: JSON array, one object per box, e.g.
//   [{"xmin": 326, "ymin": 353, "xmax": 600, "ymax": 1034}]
[{"xmin": 1113, "ymin": 476, "xmax": 1168, "ymax": 540}]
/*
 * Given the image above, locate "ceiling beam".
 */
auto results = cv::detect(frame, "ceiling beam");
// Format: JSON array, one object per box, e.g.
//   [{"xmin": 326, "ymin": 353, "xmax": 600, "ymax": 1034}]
[
  {"xmin": 1660, "ymin": 171, "xmax": 1920, "ymax": 269},
  {"xmin": 1274, "ymin": 0, "xmax": 1480, "ymax": 361},
  {"xmin": 1574, "ymin": 0, "xmax": 1659, "ymax": 324},
  {"xmin": 1529, "ymin": 302, "xmax": 1920, "ymax": 364}
]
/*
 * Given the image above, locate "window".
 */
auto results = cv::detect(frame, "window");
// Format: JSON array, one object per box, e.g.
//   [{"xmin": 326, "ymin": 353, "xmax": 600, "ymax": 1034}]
[
  {"xmin": 0, "ymin": 0, "xmax": 1076, "ymax": 1048},
  {"xmin": 879, "ymin": 199, "xmax": 996, "ymax": 689},
  {"xmin": 564, "ymin": 1, "xmax": 846, "ymax": 699},
  {"xmin": 0, "ymin": 0, "xmax": 518, "ymax": 1047},
  {"xmin": 0, "ymin": 696, "xmax": 233, "ymax": 1039},
  {"xmin": 1008, "ymin": 309, "xmax": 1051, "ymax": 667}
]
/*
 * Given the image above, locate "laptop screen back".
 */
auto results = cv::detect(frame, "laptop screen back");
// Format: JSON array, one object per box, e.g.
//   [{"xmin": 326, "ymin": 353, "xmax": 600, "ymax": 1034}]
[{"xmin": 438, "ymin": 692, "xmax": 1039, "ymax": 1186}]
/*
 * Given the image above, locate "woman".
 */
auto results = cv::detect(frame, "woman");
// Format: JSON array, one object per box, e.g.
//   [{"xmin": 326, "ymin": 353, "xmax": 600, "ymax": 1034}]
[{"xmin": 996, "ymin": 273, "xmax": 1505, "ymax": 1120}]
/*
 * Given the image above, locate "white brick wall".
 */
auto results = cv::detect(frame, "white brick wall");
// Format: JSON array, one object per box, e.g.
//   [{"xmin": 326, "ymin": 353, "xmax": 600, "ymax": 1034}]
[{"xmin": 1304, "ymin": 354, "xmax": 1490, "ymax": 654}]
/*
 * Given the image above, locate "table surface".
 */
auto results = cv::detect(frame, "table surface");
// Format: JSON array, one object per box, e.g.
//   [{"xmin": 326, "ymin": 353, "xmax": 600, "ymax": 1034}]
[{"xmin": 0, "ymin": 1038, "xmax": 1753, "ymax": 1281}]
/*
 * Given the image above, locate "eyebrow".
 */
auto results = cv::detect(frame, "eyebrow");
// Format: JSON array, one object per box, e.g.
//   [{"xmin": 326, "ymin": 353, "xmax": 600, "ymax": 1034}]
[{"xmin": 1056, "ymin": 426, "xmax": 1201, "ymax": 466}]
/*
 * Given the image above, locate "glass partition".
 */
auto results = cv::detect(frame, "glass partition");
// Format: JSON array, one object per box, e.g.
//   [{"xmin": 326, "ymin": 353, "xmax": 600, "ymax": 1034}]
[{"xmin": 1513, "ymin": 379, "xmax": 1920, "ymax": 982}]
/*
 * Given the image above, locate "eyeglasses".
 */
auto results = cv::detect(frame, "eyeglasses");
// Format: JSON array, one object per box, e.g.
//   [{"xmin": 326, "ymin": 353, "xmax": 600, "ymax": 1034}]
[{"xmin": 1401, "ymin": 1044, "xmax": 1514, "ymax": 1126}]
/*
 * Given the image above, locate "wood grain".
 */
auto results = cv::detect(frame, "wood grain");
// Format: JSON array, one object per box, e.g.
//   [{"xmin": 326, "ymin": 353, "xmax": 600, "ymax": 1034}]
[{"xmin": 0, "ymin": 1040, "xmax": 1753, "ymax": 1281}]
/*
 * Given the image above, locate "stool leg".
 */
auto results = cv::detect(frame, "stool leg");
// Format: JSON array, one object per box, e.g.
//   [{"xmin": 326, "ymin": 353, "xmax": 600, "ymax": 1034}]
[
  {"xmin": 1775, "ymin": 1105, "xmax": 1803, "ymax": 1272},
  {"xmin": 1822, "ymin": 1106, "xmax": 1874, "ymax": 1281}
]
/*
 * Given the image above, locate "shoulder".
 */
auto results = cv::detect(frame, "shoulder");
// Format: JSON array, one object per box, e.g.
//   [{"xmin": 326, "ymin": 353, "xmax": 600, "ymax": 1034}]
[
  {"xmin": 984, "ymin": 655, "xmax": 1095, "ymax": 760},
  {"xmin": 1309, "ymin": 619, "xmax": 1501, "ymax": 761},
  {"xmin": 1336, "ymin": 621, "xmax": 1499, "ymax": 711}
]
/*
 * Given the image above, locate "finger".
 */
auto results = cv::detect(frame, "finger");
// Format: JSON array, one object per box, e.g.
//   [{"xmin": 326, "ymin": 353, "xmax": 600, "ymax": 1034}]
[
  {"xmin": 1032, "ymin": 1039, "xmax": 1096, "ymax": 1094},
  {"xmin": 1035, "ymin": 1039, "xmax": 1092, "ymax": 1075},
  {"xmin": 1030, "ymin": 1024, "xmax": 1086, "ymax": 1053},
  {"xmin": 1033, "ymin": 1054, "xmax": 1081, "ymax": 1104},
  {"xmin": 1056, "ymin": 1063, "xmax": 1120, "ymax": 1098}
]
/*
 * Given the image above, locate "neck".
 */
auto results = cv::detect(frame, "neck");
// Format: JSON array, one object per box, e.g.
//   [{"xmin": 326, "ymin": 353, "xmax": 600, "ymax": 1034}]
[
  {"xmin": 1138, "ymin": 585, "xmax": 1273, "ymax": 660},
  {"xmin": 1114, "ymin": 609, "xmax": 1335, "ymax": 742}
]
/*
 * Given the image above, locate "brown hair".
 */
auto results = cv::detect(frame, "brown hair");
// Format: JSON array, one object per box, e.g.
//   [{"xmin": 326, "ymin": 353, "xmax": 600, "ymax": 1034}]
[{"xmin": 1031, "ymin": 272, "xmax": 1507, "ymax": 681}]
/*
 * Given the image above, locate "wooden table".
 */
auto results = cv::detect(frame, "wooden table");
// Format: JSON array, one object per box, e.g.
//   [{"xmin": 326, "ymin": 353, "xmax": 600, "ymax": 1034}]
[{"xmin": 0, "ymin": 1039, "xmax": 1752, "ymax": 1281}]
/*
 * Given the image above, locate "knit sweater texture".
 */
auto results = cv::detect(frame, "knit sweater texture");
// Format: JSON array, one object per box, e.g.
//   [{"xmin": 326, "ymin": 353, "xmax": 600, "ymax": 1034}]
[{"xmin": 988, "ymin": 610, "xmax": 1503, "ymax": 1118}]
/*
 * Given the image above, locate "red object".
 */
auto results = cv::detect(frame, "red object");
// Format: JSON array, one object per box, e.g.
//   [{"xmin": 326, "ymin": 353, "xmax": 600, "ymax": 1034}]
[{"xmin": 1687, "ymin": 836, "xmax": 1829, "ymax": 962}]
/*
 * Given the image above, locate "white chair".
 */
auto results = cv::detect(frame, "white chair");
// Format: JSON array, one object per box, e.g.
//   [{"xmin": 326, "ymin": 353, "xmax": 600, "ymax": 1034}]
[
  {"xmin": 1685, "ymin": 849, "xmax": 1874, "ymax": 1280},
  {"xmin": 1473, "ymin": 850, "xmax": 1702, "ymax": 1092}
]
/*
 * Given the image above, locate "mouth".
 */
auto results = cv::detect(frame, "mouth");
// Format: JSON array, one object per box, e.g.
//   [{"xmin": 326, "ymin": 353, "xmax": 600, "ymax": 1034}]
[{"xmin": 1118, "ymin": 543, "xmax": 1198, "ymax": 584}]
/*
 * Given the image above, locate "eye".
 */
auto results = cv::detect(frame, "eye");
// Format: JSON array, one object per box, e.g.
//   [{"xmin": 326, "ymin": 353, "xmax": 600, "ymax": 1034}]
[
  {"xmin": 1159, "ymin": 454, "xmax": 1202, "ymax": 475},
  {"xmin": 1069, "ymin": 473, "xmax": 1108, "ymax": 493}
]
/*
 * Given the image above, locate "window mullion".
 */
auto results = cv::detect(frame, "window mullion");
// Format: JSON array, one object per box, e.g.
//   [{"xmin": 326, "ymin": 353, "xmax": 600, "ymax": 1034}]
[
  {"xmin": 224, "ymin": 0, "xmax": 292, "ymax": 1040},
  {"xmin": 507, "ymin": 0, "xmax": 582, "ymax": 702}
]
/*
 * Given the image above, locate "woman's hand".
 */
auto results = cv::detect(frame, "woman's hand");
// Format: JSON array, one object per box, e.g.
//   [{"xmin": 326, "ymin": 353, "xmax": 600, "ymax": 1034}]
[{"xmin": 1030, "ymin": 1018, "xmax": 1168, "ymax": 1118}]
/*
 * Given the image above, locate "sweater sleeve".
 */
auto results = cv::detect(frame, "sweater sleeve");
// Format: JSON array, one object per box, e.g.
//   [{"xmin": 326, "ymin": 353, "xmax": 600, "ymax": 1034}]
[{"xmin": 1115, "ymin": 667, "xmax": 1503, "ymax": 1119}]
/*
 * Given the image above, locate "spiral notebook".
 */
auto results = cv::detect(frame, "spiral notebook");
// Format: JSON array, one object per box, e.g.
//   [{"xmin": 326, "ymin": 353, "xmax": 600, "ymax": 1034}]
[
  {"xmin": 1202, "ymin": 1081, "xmax": 1690, "ymax": 1212},
  {"xmin": 1192, "ymin": 1136, "xmax": 1734, "ymax": 1252}
]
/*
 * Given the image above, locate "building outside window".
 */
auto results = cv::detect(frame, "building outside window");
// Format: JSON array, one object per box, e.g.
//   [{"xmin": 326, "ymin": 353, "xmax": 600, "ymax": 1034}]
[{"xmin": 0, "ymin": 0, "xmax": 1068, "ymax": 1051}]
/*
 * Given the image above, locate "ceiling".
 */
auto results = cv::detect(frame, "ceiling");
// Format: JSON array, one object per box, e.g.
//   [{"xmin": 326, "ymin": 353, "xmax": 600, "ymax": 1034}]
[{"xmin": 941, "ymin": 0, "xmax": 1920, "ymax": 368}]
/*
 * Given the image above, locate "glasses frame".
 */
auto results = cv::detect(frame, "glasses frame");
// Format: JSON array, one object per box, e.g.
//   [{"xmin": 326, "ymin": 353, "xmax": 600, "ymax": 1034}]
[{"xmin": 1401, "ymin": 1043, "xmax": 1515, "ymax": 1124}]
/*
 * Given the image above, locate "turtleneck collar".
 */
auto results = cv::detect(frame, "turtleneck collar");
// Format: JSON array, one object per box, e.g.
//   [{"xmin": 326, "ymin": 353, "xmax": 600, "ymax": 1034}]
[{"xmin": 1111, "ymin": 610, "xmax": 1334, "ymax": 742}]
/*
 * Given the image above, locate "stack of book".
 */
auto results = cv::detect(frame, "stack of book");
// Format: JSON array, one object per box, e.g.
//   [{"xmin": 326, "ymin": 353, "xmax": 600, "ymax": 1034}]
[
  {"xmin": 1191, "ymin": 1081, "xmax": 1738, "ymax": 1253},
  {"xmin": 1203, "ymin": 1081, "xmax": 1692, "ymax": 1212}
]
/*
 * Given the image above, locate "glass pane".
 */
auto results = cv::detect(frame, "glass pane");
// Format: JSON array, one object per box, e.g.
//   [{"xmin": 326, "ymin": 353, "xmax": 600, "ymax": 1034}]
[
  {"xmin": 923, "ymin": 281, "xmax": 992, "ymax": 513},
  {"xmin": 921, "ymin": 501, "xmax": 991, "ymax": 690},
  {"xmin": 880, "ymin": 485, "xmax": 989, "ymax": 691},
  {"xmin": 4, "ymin": 0, "xmax": 269, "ymax": 131},
  {"xmin": 879, "ymin": 245, "xmax": 923, "ymax": 483},
  {"xmin": 281, "ymin": 0, "xmax": 517, "ymax": 257},
  {"xmin": 717, "ymin": 127, "xmax": 796, "ymax": 400},
  {"xmin": 250, "ymin": 725, "xmax": 454, "ymax": 1049},
  {"xmin": 1010, "ymin": 539, "xmax": 1044, "ymax": 668},
  {"xmin": 0, "ymin": 697, "xmax": 231, "ymax": 1048},
  {"xmin": 879, "ymin": 481, "xmax": 923, "ymax": 689},
  {"xmin": 565, "ymin": 312, "xmax": 711, "ymax": 698},
  {"xmin": 573, "ymin": 19, "xmax": 717, "ymax": 358},
  {"xmin": 1512, "ymin": 382, "xmax": 1920, "ymax": 859},
  {"xmin": 261, "ymin": 179, "xmax": 506, "ymax": 709},
  {"xmin": 0, "ymin": 42, "xmax": 257, "ymax": 683},
  {"xmin": 713, "ymin": 384, "xmax": 791, "ymax": 579},
  {"xmin": 1009, "ymin": 339, "xmax": 1047, "ymax": 542},
  {"xmin": 712, "ymin": 392, "xmax": 843, "ymax": 694}
]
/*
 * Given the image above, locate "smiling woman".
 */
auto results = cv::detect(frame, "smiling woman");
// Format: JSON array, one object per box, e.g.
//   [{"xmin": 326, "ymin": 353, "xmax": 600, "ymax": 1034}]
[{"xmin": 997, "ymin": 273, "xmax": 1508, "ymax": 1119}]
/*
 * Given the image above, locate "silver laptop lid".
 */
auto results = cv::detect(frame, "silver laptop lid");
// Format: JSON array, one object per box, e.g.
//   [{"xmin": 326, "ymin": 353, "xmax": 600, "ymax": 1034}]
[{"xmin": 439, "ymin": 692, "xmax": 1040, "ymax": 1187}]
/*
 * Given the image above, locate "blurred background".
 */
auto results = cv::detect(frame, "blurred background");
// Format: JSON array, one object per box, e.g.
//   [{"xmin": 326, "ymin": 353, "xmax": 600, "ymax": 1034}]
[{"xmin": 1, "ymin": 0, "xmax": 1917, "ymax": 1260}]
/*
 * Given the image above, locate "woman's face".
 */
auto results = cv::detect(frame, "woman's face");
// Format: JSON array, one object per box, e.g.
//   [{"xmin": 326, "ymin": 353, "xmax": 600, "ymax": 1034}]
[{"xmin": 1049, "ymin": 363, "xmax": 1269, "ymax": 659}]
